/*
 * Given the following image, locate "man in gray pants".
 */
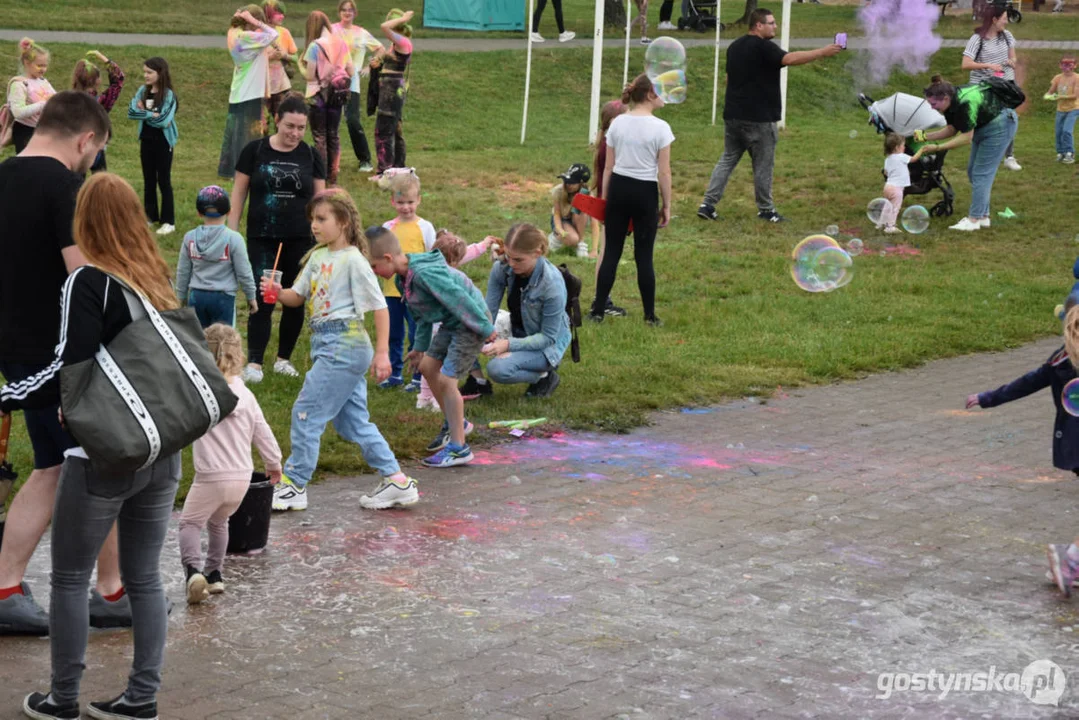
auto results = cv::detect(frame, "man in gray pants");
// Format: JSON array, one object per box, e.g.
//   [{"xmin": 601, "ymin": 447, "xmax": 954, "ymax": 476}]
[{"xmin": 698, "ymin": 9, "xmax": 841, "ymax": 223}]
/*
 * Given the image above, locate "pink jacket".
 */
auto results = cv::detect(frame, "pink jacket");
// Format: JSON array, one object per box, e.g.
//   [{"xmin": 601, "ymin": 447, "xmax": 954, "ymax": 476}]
[{"xmin": 193, "ymin": 377, "xmax": 282, "ymax": 482}]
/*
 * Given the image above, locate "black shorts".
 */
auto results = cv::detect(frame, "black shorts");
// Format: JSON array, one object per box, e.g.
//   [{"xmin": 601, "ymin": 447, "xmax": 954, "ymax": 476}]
[{"xmin": 0, "ymin": 360, "xmax": 76, "ymax": 469}]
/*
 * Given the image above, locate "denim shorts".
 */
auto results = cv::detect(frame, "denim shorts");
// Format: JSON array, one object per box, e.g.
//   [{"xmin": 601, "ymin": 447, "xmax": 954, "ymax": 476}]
[
  {"xmin": 0, "ymin": 360, "xmax": 77, "ymax": 469},
  {"xmin": 426, "ymin": 326, "xmax": 485, "ymax": 379}
]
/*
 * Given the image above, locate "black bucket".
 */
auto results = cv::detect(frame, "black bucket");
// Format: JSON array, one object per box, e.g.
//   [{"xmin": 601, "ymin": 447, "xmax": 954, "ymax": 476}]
[{"xmin": 227, "ymin": 472, "xmax": 274, "ymax": 554}]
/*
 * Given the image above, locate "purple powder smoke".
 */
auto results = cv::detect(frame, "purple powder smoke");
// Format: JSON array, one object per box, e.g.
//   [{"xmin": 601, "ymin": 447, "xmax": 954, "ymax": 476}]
[{"xmin": 858, "ymin": 0, "xmax": 943, "ymax": 85}]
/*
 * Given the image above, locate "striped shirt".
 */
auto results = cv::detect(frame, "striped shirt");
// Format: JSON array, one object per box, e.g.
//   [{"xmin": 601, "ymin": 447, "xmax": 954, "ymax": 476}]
[{"xmin": 964, "ymin": 30, "xmax": 1016, "ymax": 83}]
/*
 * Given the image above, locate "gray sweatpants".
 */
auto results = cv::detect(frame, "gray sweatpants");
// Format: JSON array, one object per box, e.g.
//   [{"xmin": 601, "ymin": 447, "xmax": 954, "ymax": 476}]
[
  {"xmin": 702, "ymin": 118, "xmax": 778, "ymax": 212},
  {"xmin": 49, "ymin": 453, "xmax": 180, "ymax": 705}
]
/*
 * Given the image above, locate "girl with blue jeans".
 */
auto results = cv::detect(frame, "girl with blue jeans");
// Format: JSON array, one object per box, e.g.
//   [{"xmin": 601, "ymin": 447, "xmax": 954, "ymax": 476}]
[
  {"xmin": 483, "ymin": 223, "xmax": 571, "ymax": 399},
  {"xmin": 914, "ymin": 75, "xmax": 1018, "ymax": 232},
  {"xmin": 261, "ymin": 189, "xmax": 418, "ymax": 512}
]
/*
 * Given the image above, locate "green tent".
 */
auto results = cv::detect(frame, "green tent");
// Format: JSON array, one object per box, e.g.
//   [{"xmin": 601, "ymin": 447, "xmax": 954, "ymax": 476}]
[{"xmin": 423, "ymin": 0, "xmax": 525, "ymax": 30}]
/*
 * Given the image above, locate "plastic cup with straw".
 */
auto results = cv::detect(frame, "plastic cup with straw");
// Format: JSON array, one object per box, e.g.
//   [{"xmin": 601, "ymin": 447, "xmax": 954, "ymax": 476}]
[{"xmin": 261, "ymin": 243, "xmax": 283, "ymax": 304}]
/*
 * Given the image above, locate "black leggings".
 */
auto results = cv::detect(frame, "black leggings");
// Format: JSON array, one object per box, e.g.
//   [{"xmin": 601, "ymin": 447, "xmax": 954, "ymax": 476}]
[
  {"xmin": 533, "ymin": 0, "xmax": 566, "ymax": 33},
  {"xmin": 139, "ymin": 128, "xmax": 174, "ymax": 225},
  {"xmin": 12, "ymin": 122, "xmax": 34, "ymax": 154},
  {"xmin": 247, "ymin": 236, "xmax": 313, "ymax": 365},
  {"xmin": 592, "ymin": 173, "xmax": 659, "ymax": 319}
]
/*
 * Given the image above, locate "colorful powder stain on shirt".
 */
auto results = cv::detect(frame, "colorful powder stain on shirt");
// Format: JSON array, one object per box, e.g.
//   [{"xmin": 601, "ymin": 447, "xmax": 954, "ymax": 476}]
[{"xmin": 227, "ymin": 25, "xmax": 279, "ymax": 104}]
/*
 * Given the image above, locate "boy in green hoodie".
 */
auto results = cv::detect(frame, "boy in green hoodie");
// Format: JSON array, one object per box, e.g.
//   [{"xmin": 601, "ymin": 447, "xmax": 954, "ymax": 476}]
[{"xmin": 368, "ymin": 226, "xmax": 496, "ymax": 467}]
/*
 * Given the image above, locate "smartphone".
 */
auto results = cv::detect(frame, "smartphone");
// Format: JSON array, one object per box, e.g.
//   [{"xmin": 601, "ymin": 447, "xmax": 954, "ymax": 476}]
[{"xmin": 835, "ymin": 32, "xmax": 847, "ymax": 49}]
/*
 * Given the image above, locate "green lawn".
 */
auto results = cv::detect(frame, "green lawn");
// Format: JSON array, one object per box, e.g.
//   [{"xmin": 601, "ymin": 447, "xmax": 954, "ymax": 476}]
[
  {"xmin": 7, "ymin": 0, "xmax": 1079, "ymax": 40},
  {"xmin": 1, "ymin": 36, "xmax": 1074, "ymax": 499}
]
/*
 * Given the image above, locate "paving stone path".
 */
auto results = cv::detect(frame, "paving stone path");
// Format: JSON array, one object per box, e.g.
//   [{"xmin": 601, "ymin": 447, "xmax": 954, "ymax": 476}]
[{"xmin": 2, "ymin": 337, "xmax": 1078, "ymax": 718}]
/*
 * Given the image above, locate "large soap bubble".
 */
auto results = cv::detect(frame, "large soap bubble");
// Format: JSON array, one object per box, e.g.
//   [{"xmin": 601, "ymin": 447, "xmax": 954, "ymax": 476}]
[
  {"xmin": 791, "ymin": 235, "xmax": 854, "ymax": 293},
  {"xmin": 645, "ymin": 37, "xmax": 687, "ymax": 104},
  {"xmin": 901, "ymin": 205, "xmax": 930, "ymax": 234},
  {"xmin": 1064, "ymin": 378, "xmax": 1079, "ymax": 417},
  {"xmin": 866, "ymin": 197, "xmax": 889, "ymax": 225}
]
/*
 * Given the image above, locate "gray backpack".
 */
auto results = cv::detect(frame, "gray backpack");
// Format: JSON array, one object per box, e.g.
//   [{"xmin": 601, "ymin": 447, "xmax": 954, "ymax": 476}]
[{"xmin": 60, "ymin": 276, "xmax": 238, "ymax": 478}]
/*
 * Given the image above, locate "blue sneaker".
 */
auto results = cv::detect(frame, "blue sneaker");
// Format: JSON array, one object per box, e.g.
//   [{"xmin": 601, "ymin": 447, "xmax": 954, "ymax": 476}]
[
  {"xmin": 426, "ymin": 420, "xmax": 474, "ymax": 452},
  {"xmin": 423, "ymin": 442, "xmax": 474, "ymax": 468},
  {"xmin": 377, "ymin": 376, "xmax": 403, "ymax": 390},
  {"xmin": 403, "ymin": 378, "xmax": 422, "ymax": 393}
]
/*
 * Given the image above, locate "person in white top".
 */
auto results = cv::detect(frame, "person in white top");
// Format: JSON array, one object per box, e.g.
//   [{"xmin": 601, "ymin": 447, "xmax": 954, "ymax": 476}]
[
  {"xmin": 879, "ymin": 132, "xmax": 911, "ymax": 234},
  {"xmin": 589, "ymin": 73, "xmax": 674, "ymax": 327}
]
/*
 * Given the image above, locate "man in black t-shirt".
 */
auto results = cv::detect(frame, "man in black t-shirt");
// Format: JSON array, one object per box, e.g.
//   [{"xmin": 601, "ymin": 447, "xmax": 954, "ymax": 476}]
[
  {"xmin": 0, "ymin": 92, "xmax": 131, "ymax": 635},
  {"xmin": 698, "ymin": 9, "xmax": 841, "ymax": 223}
]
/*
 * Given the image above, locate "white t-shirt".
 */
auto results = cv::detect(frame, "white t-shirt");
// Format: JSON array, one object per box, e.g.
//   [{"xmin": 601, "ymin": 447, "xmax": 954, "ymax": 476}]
[
  {"xmin": 884, "ymin": 153, "xmax": 912, "ymax": 188},
  {"xmin": 292, "ymin": 246, "xmax": 387, "ymax": 324},
  {"xmin": 606, "ymin": 113, "xmax": 675, "ymax": 183},
  {"xmin": 963, "ymin": 30, "xmax": 1016, "ymax": 84}
]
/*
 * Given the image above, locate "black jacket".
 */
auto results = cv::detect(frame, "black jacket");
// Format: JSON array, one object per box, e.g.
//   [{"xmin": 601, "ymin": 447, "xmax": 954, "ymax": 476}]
[{"xmin": 978, "ymin": 346, "xmax": 1079, "ymax": 471}]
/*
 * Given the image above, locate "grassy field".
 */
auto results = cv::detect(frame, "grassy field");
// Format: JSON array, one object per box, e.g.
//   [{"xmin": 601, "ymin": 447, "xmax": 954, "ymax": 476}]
[
  {"xmin": 5, "ymin": 0, "xmax": 1079, "ymax": 40},
  {"xmin": 0, "ymin": 35, "xmax": 1075, "ymax": 499}
]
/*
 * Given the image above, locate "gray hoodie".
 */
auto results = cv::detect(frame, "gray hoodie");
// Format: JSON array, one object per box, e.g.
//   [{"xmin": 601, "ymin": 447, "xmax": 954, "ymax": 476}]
[{"xmin": 175, "ymin": 225, "xmax": 257, "ymax": 302}]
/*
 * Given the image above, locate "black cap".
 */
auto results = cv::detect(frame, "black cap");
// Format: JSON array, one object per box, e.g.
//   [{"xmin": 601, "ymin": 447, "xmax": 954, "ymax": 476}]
[
  {"xmin": 196, "ymin": 185, "xmax": 231, "ymax": 218},
  {"xmin": 558, "ymin": 163, "xmax": 591, "ymax": 185}
]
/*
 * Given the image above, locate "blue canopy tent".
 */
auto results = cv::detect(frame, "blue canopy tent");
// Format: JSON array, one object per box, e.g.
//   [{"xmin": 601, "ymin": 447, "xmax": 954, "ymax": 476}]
[{"xmin": 423, "ymin": 0, "xmax": 525, "ymax": 30}]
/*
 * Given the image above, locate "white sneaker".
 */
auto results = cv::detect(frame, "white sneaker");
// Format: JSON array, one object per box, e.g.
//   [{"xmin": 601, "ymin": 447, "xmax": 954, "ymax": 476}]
[
  {"xmin": 242, "ymin": 364, "xmax": 264, "ymax": 384},
  {"xmin": 1002, "ymin": 156, "xmax": 1022, "ymax": 171},
  {"xmin": 156, "ymin": 223, "xmax": 175, "ymax": 236},
  {"xmin": 949, "ymin": 217, "xmax": 981, "ymax": 231},
  {"xmin": 576, "ymin": 242, "xmax": 590, "ymax": 258},
  {"xmin": 359, "ymin": 476, "xmax": 419, "ymax": 510},
  {"xmin": 416, "ymin": 394, "xmax": 441, "ymax": 412},
  {"xmin": 977, "ymin": 217, "xmax": 991, "ymax": 228},
  {"xmin": 1065, "ymin": 153, "xmax": 1076, "ymax": 164},
  {"xmin": 558, "ymin": 31, "xmax": 575, "ymax": 42},
  {"xmin": 548, "ymin": 232, "xmax": 562, "ymax": 252},
  {"xmin": 640, "ymin": 36, "xmax": 652, "ymax": 44},
  {"xmin": 272, "ymin": 477, "xmax": 307, "ymax": 511},
  {"xmin": 530, "ymin": 32, "xmax": 545, "ymax": 43},
  {"xmin": 273, "ymin": 358, "xmax": 300, "ymax": 377},
  {"xmin": 1057, "ymin": 153, "xmax": 1065, "ymax": 162},
  {"xmin": 657, "ymin": 21, "xmax": 677, "ymax": 29},
  {"xmin": 186, "ymin": 573, "xmax": 208, "ymax": 605},
  {"xmin": 883, "ymin": 226, "xmax": 902, "ymax": 234}
]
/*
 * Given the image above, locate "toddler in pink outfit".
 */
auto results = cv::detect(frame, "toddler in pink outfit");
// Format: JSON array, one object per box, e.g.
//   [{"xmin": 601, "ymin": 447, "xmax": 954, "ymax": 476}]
[
  {"xmin": 179, "ymin": 324, "xmax": 282, "ymax": 604},
  {"xmin": 415, "ymin": 230, "xmax": 497, "ymax": 411},
  {"xmin": 879, "ymin": 132, "xmax": 911, "ymax": 234}
]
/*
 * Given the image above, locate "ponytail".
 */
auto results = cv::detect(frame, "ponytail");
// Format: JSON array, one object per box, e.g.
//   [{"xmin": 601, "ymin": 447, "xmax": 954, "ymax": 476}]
[{"xmin": 622, "ymin": 73, "xmax": 653, "ymax": 106}]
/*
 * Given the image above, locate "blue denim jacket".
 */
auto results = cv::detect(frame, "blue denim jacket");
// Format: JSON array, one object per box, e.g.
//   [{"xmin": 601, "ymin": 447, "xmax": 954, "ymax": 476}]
[{"xmin": 485, "ymin": 257, "xmax": 571, "ymax": 368}]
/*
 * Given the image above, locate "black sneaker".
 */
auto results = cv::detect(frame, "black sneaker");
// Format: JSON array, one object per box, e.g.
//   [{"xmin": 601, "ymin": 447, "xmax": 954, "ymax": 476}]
[
  {"xmin": 644, "ymin": 315, "xmax": 664, "ymax": 327},
  {"xmin": 89, "ymin": 589, "xmax": 133, "ymax": 629},
  {"xmin": 205, "ymin": 569, "xmax": 224, "ymax": 595},
  {"xmin": 587, "ymin": 312, "xmax": 604, "ymax": 324},
  {"xmin": 757, "ymin": 210, "xmax": 788, "ymax": 223},
  {"xmin": 459, "ymin": 376, "xmax": 493, "ymax": 398},
  {"xmin": 525, "ymin": 370, "xmax": 561, "ymax": 398},
  {"xmin": 22, "ymin": 692, "xmax": 79, "ymax": 720},
  {"xmin": 87, "ymin": 695, "xmax": 158, "ymax": 720},
  {"xmin": 0, "ymin": 583, "xmax": 49, "ymax": 636},
  {"xmin": 697, "ymin": 203, "xmax": 718, "ymax": 221},
  {"xmin": 604, "ymin": 299, "xmax": 628, "ymax": 317}
]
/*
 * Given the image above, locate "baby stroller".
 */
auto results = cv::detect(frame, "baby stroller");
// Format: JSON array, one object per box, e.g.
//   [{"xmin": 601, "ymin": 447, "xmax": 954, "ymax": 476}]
[
  {"xmin": 678, "ymin": 0, "xmax": 719, "ymax": 31},
  {"xmin": 858, "ymin": 92, "xmax": 956, "ymax": 218}
]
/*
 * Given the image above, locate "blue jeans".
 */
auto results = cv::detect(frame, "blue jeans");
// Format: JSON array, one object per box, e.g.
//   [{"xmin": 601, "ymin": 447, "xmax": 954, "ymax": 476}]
[
  {"xmin": 487, "ymin": 349, "xmax": 555, "ymax": 385},
  {"xmin": 386, "ymin": 296, "xmax": 417, "ymax": 380},
  {"xmin": 284, "ymin": 320, "xmax": 400, "ymax": 488},
  {"xmin": 967, "ymin": 109, "xmax": 1018, "ymax": 219},
  {"xmin": 50, "ymin": 454, "xmax": 180, "ymax": 705},
  {"xmin": 1056, "ymin": 110, "xmax": 1079, "ymax": 154},
  {"xmin": 188, "ymin": 289, "xmax": 236, "ymax": 328}
]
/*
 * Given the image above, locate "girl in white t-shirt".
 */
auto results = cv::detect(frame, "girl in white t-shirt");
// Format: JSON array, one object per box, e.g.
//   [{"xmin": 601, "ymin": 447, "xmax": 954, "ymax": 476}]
[
  {"xmin": 879, "ymin": 132, "xmax": 911, "ymax": 234},
  {"xmin": 589, "ymin": 73, "xmax": 674, "ymax": 326}
]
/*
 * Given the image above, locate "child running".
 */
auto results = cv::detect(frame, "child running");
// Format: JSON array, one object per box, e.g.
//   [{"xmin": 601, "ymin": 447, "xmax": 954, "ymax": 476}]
[
  {"xmin": 1047, "ymin": 55, "xmax": 1079, "ymax": 164},
  {"xmin": 176, "ymin": 185, "xmax": 258, "ymax": 328},
  {"xmin": 179, "ymin": 324, "xmax": 282, "ymax": 605},
  {"xmin": 127, "ymin": 57, "xmax": 178, "ymax": 236},
  {"xmin": 879, "ymin": 132, "xmax": 910, "ymax": 234},
  {"xmin": 415, "ymin": 229, "xmax": 498, "ymax": 410},
  {"xmin": 548, "ymin": 163, "xmax": 595, "ymax": 258},
  {"xmin": 966, "ymin": 302, "xmax": 1079, "ymax": 596},
  {"xmin": 262, "ymin": 188, "xmax": 418, "ymax": 511},
  {"xmin": 72, "ymin": 50, "xmax": 124, "ymax": 172},
  {"xmin": 368, "ymin": 228, "xmax": 496, "ymax": 468},
  {"xmin": 378, "ymin": 169, "xmax": 435, "ymax": 390}
]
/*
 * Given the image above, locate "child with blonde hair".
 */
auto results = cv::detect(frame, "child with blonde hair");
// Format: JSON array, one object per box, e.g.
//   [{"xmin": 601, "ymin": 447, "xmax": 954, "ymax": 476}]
[
  {"xmin": 7, "ymin": 37, "xmax": 56, "ymax": 153},
  {"xmin": 179, "ymin": 324, "xmax": 282, "ymax": 605},
  {"xmin": 378, "ymin": 168, "xmax": 435, "ymax": 389},
  {"xmin": 262, "ymin": 188, "xmax": 419, "ymax": 511},
  {"xmin": 966, "ymin": 300, "xmax": 1079, "ymax": 597},
  {"xmin": 548, "ymin": 162, "xmax": 595, "ymax": 258}
]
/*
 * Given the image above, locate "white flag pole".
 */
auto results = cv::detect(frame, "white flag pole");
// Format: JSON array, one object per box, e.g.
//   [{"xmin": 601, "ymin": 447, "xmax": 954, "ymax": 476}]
[
  {"xmin": 711, "ymin": 0, "xmax": 721, "ymax": 125},
  {"xmin": 778, "ymin": 0, "xmax": 791, "ymax": 129},
  {"xmin": 623, "ymin": 0, "xmax": 632, "ymax": 86},
  {"xmin": 588, "ymin": 0, "xmax": 605, "ymax": 144},
  {"xmin": 521, "ymin": 0, "xmax": 536, "ymax": 143}
]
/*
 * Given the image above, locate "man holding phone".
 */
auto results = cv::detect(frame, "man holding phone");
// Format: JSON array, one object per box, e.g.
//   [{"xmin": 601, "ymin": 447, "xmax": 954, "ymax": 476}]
[{"xmin": 698, "ymin": 9, "xmax": 842, "ymax": 223}]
